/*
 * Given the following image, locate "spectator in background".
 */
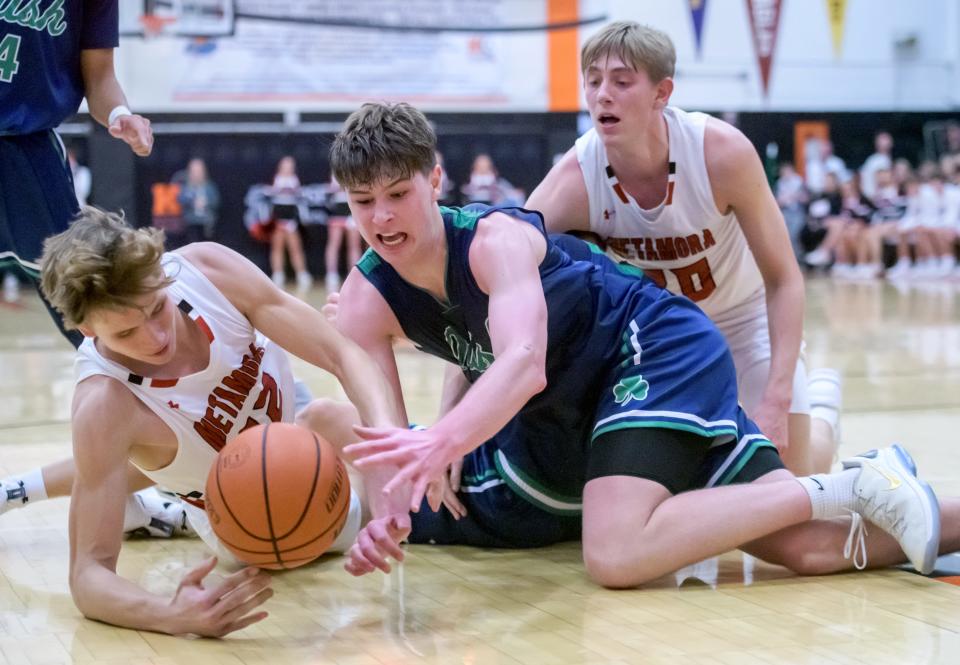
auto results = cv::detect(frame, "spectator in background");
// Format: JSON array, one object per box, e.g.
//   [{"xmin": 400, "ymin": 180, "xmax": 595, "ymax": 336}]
[
  {"xmin": 945, "ymin": 122, "xmax": 960, "ymax": 161},
  {"xmin": 67, "ymin": 146, "xmax": 92, "ymax": 206},
  {"xmin": 802, "ymin": 172, "xmax": 842, "ymax": 263},
  {"xmin": 860, "ymin": 131, "xmax": 894, "ymax": 200},
  {"xmin": 461, "ymin": 153, "xmax": 522, "ymax": 206},
  {"xmin": 177, "ymin": 158, "xmax": 220, "ymax": 245},
  {"xmin": 892, "ymin": 158, "xmax": 914, "ymax": 188},
  {"xmin": 436, "ymin": 150, "xmax": 458, "ymax": 206},
  {"xmin": 775, "ymin": 162, "xmax": 808, "ymax": 261},
  {"xmin": 804, "ymin": 138, "xmax": 848, "ymax": 194},
  {"xmin": 322, "ymin": 175, "xmax": 363, "ymax": 294},
  {"xmin": 268, "ymin": 155, "xmax": 312, "ymax": 294}
]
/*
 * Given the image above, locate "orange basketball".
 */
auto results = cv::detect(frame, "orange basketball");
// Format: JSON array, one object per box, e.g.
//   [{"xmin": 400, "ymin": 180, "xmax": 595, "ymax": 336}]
[{"xmin": 204, "ymin": 422, "xmax": 351, "ymax": 570}]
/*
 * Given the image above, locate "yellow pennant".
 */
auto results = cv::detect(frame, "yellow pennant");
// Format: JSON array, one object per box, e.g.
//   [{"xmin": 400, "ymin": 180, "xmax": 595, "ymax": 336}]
[{"xmin": 825, "ymin": 0, "xmax": 848, "ymax": 57}]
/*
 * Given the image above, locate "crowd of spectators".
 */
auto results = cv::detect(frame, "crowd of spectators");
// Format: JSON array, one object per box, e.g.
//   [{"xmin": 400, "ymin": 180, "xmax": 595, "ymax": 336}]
[{"xmin": 779, "ymin": 125, "xmax": 960, "ymax": 282}]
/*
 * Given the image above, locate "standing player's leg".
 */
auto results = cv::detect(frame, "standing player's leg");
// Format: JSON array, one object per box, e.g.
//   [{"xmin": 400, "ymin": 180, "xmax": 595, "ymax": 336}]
[
  {"xmin": 723, "ymin": 309, "xmax": 840, "ymax": 476},
  {"xmin": 0, "ymin": 132, "xmax": 83, "ymax": 347}
]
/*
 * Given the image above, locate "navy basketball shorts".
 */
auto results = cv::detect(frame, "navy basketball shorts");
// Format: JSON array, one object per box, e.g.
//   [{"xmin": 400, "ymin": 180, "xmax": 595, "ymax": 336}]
[
  {"xmin": 408, "ymin": 439, "xmax": 581, "ymax": 548},
  {"xmin": 587, "ymin": 295, "xmax": 784, "ymax": 494},
  {"xmin": 0, "ymin": 131, "xmax": 81, "ymax": 346}
]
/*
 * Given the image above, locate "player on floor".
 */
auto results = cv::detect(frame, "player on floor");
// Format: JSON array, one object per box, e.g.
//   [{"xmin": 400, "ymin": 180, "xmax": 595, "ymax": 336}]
[
  {"xmin": 0, "ymin": 208, "xmax": 415, "ymax": 637},
  {"xmin": 526, "ymin": 22, "xmax": 839, "ymax": 476},
  {"xmin": 326, "ymin": 101, "xmax": 958, "ymax": 587}
]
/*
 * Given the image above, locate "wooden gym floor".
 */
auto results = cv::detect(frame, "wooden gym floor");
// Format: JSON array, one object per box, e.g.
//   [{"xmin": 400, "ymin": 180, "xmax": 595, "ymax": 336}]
[{"xmin": 1, "ymin": 276, "xmax": 959, "ymax": 664}]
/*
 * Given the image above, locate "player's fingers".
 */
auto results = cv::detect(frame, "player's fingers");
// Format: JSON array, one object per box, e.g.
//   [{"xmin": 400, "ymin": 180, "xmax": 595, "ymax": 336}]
[
  {"xmin": 218, "ymin": 572, "xmax": 273, "ymax": 611},
  {"xmin": 220, "ymin": 586, "xmax": 274, "ymax": 624},
  {"xmin": 210, "ymin": 566, "xmax": 264, "ymax": 598},
  {"xmin": 444, "ymin": 486, "xmax": 467, "ymax": 519},
  {"xmin": 108, "ymin": 123, "xmax": 124, "ymax": 139},
  {"xmin": 449, "ymin": 458, "xmax": 463, "ymax": 492},
  {"xmin": 351, "ymin": 449, "xmax": 413, "ymax": 469},
  {"xmin": 179, "ymin": 556, "xmax": 218, "ymax": 588},
  {"xmin": 358, "ymin": 538, "xmax": 392, "ymax": 573},
  {"xmin": 222, "ymin": 611, "xmax": 269, "ymax": 636},
  {"xmin": 351, "ymin": 425, "xmax": 398, "ymax": 440},
  {"xmin": 410, "ymin": 477, "xmax": 431, "ymax": 513}
]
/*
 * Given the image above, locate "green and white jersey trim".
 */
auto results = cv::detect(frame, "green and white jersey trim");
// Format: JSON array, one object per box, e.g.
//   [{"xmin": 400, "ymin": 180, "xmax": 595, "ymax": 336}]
[
  {"xmin": 705, "ymin": 433, "xmax": 776, "ymax": 487},
  {"xmin": 0, "ymin": 251, "xmax": 41, "ymax": 278},
  {"xmin": 592, "ymin": 409, "xmax": 738, "ymax": 441},
  {"xmin": 494, "ymin": 449, "xmax": 582, "ymax": 516}
]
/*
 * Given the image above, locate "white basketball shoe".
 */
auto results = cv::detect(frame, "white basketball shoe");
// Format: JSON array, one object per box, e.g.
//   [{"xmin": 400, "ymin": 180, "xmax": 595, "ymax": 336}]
[
  {"xmin": 124, "ymin": 488, "xmax": 196, "ymax": 539},
  {"xmin": 842, "ymin": 444, "xmax": 940, "ymax": 574}
]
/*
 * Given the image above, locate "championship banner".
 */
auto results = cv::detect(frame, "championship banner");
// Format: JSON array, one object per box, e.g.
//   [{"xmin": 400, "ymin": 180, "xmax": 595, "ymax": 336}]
[
  {"xmin": 825, "ymin": 0, "xmax": 848, "ymax": 57},
  {"xmin": 688, "ymin": 0, "xmax": 709, "ymax": 58},
  {"xmin": 745, "ymin": 0, "xmax": 783, "ymax": 97}
]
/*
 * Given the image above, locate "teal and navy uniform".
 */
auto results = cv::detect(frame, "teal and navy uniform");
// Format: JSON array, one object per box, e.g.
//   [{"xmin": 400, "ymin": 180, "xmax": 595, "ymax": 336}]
[
  {"xmin": 1, "ymin": 0, "xmax": 119, "ymax": 346},
  {"xmin": 358, "ymin": 204, "xmax": 780, "ymax": 547}
]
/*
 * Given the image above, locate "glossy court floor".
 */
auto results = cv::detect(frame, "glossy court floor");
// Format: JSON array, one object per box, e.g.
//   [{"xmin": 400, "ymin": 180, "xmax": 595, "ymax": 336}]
[{"xmin": 1, "ymin": 276, "xmax": 960, "ymax": 665}]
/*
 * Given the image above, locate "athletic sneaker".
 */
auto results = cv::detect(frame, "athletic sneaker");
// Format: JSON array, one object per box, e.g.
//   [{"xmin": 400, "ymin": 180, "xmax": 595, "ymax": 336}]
[
  {"xmin": 125, "ymin": 488, "xmax": 196, "ymax": 539},
  {"xmin": 841, "ymin": 445, "xmax": 940, "ymax": 574},
  {"xmin": 296, "ymin": 270, "xmax": 314, "ymax": 294},
  {"xmin": 0, "ymin": 479, "xmax": 27, "ymax": 515}
]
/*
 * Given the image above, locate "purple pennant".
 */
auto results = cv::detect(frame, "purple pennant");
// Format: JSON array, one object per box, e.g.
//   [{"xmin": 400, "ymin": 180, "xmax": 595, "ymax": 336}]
[{"xmin": 688, "ymin": 0, "xmax": 709, "ymax": 58}]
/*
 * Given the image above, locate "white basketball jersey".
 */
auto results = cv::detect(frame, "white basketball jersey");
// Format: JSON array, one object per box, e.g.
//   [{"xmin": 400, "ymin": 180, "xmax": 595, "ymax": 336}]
[
  {"xmin": 575, "ymin": 106, "xmax": 765, "ymax": 320},
  {"xmin": 74, "ymin": 252, "xmax": 296, "ymax": 507}
]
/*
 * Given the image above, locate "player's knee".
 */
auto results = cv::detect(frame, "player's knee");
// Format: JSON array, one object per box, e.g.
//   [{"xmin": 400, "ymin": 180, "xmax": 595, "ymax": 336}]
[
  {"xmin": 582, "ymin": 539, "xmax": 653, "ymax": 589},
  {"xmin": 296, "ymin": 398, "xmax": 354, "ymax": 448}
]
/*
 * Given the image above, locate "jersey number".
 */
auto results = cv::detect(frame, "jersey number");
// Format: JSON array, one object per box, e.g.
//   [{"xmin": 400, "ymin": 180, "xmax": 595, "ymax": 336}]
[
  {"xmin": 240, "ymin": 372, "xmax": 283, "ymax": 433},
  {"xmin": 644, "ymin": 257, "xmax": 717, "ymax": 302},
  {"xmin": 0, "ymin": 34, "xmax": 21, "ymax": 83}
]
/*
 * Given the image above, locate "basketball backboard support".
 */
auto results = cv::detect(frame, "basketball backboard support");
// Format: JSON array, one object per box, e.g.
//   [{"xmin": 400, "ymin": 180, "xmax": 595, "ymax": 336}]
[{"xmin": 119, "ymin": 0, "xmax": 236, "ymax": 38}]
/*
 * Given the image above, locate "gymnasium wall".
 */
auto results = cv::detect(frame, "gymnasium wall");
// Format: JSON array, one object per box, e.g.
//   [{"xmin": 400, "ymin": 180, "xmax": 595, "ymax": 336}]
[{"xmin": 113, "ymin": 0, "xmax": 960, "ymax": 113}]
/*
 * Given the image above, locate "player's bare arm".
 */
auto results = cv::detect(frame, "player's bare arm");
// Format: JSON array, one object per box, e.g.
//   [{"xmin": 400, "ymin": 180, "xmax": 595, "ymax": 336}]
[
  {"xmin": 68, "ymin": 378, "xmax": 272, "ymax": 636},
  {"xmin": 80, "ymin": 49, "xmax": 153, "ymax": 157},
  {"xmin": 345, "ymin": 213, "xmax": 549, "ymax": 508},
  {"xmin": 705, "ymin": 118, "xmax": 805, "ymax": 450},
  {"xmin": 527, "ymin": 147, "xmax": 593, "ymax": 233},
  {"xmin": 177, "ymin": 243, "xmax": 404, "ymax": 431}
]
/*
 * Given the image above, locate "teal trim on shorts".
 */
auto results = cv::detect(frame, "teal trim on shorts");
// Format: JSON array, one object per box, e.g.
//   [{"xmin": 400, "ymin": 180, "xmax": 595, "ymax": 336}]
[
  {"xmin": 591, "ymin": 419, "xmax": 738, "ymax": 443},
  {"xmin": 493, "ymin": 450, "xmax": 582, "ymax": 516},
  {"xmin": 717, "ymin": 439, "xmax": 777, "ymax": 486}
]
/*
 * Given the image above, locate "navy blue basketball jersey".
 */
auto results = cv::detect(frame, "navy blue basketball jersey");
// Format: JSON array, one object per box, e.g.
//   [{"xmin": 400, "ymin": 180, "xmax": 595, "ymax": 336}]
[
  {"xmin": 359, "ymin": 205, "xmax": 717, "ymax": 510},
  {"xmin": 0, "ymin": 0, "xmax": 118, "ymax": 134}
]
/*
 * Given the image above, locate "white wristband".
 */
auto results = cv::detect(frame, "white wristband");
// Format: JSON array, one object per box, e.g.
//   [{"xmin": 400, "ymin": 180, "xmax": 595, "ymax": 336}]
[{"xmin": 108, "ymin": 105, "xmax": 132, "ymax": 125}]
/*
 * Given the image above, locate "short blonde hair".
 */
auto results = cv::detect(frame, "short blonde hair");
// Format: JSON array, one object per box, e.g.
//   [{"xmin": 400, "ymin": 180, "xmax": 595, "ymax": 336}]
[
  {"xmin": 40, "ymin": 207, "xmax": 172, "ymax": 329},
  {"xmin": 581, "ymin": 21, "xmax": 676, "ymax": 82}
]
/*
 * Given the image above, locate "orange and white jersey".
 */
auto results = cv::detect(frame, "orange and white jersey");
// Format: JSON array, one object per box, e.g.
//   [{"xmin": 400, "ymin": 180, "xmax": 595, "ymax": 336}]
[
  {"xmin": 575, "ymin": 106, "xmax": 765, "ymax": 322},
  {"xmin": 74, "ymin": 252, "xmax": 296, "ymax": 505}
]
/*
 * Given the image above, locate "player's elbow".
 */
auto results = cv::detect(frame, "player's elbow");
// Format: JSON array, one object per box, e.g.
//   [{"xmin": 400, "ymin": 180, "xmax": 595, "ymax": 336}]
[{"xmin": 513, "ymin": 342, "xmax": 548, "ymax": 397}]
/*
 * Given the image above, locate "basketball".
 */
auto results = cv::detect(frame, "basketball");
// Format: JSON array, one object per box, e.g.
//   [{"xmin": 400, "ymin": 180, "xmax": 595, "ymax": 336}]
[{"xmin": 204, "ymin": 423, "xmax": 351, "ymax": 570}]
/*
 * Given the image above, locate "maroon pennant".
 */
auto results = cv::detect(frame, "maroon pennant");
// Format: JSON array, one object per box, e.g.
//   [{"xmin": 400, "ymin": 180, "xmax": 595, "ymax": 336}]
[{"xmin": 745, "ymin": 0, "xmax": 784, "ymax": 97}]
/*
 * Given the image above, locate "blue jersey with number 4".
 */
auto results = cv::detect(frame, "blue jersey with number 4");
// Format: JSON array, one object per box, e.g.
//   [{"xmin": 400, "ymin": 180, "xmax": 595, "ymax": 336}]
[{"xmin": 0, "ymin": 0, "xmax": 118, "ymax": 134}]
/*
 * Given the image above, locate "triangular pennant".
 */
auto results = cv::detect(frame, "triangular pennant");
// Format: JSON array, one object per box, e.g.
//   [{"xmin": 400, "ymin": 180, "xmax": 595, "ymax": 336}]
[
  {"xmin": 745, "ymin": 0, "xmax": 784, "ymax": 97},
  {"xmin": 688, "ymin": 0, "xmax": 709, "ymax": 58},
  {"xmin": 825, "ymin": 0, "xmax": 848, "ymax": 57}
]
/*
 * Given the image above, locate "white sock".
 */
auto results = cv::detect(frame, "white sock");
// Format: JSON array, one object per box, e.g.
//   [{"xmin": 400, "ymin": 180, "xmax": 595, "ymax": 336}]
[
  {"xmin": 2, "ymin": 468, "xmax": 48, "ymax": 508},
  {"xmin": 796, "ymin": 468, "xmax": 858, "ymax": 519}
]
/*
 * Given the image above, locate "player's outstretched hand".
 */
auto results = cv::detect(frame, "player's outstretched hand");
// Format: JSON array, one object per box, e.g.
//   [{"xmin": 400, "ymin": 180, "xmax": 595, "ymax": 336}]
[
  {"xmin": 345, "ymin": 425, "xmax": 453, "ymax": 512},
  {"xmin": 167, "ymin": 557, "xmax": 273, "ymax": 637},
  {"xmin": 344, "ymin": 514, "xmax": 411, "ymax": 576},
  {"xmin": 752, "ymin": 398, "xmax": 789, "ymax": 455},
  {"xmin": 108, "ymin": 114, "xmax": 154, "ymax": 157}
]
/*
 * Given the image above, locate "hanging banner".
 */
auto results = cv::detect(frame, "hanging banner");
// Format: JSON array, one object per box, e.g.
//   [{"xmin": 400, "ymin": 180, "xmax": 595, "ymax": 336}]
[
  {"xmin": 688, "ymin": 0, "xmax": 709, "ymax": 58},
  {"xmin": 825, "ymin": 0, "xmax": 848, "ymax": 58},
  {"xmin": 745, "ymin": 0, "xmax": 783, "ymax": 97}
]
